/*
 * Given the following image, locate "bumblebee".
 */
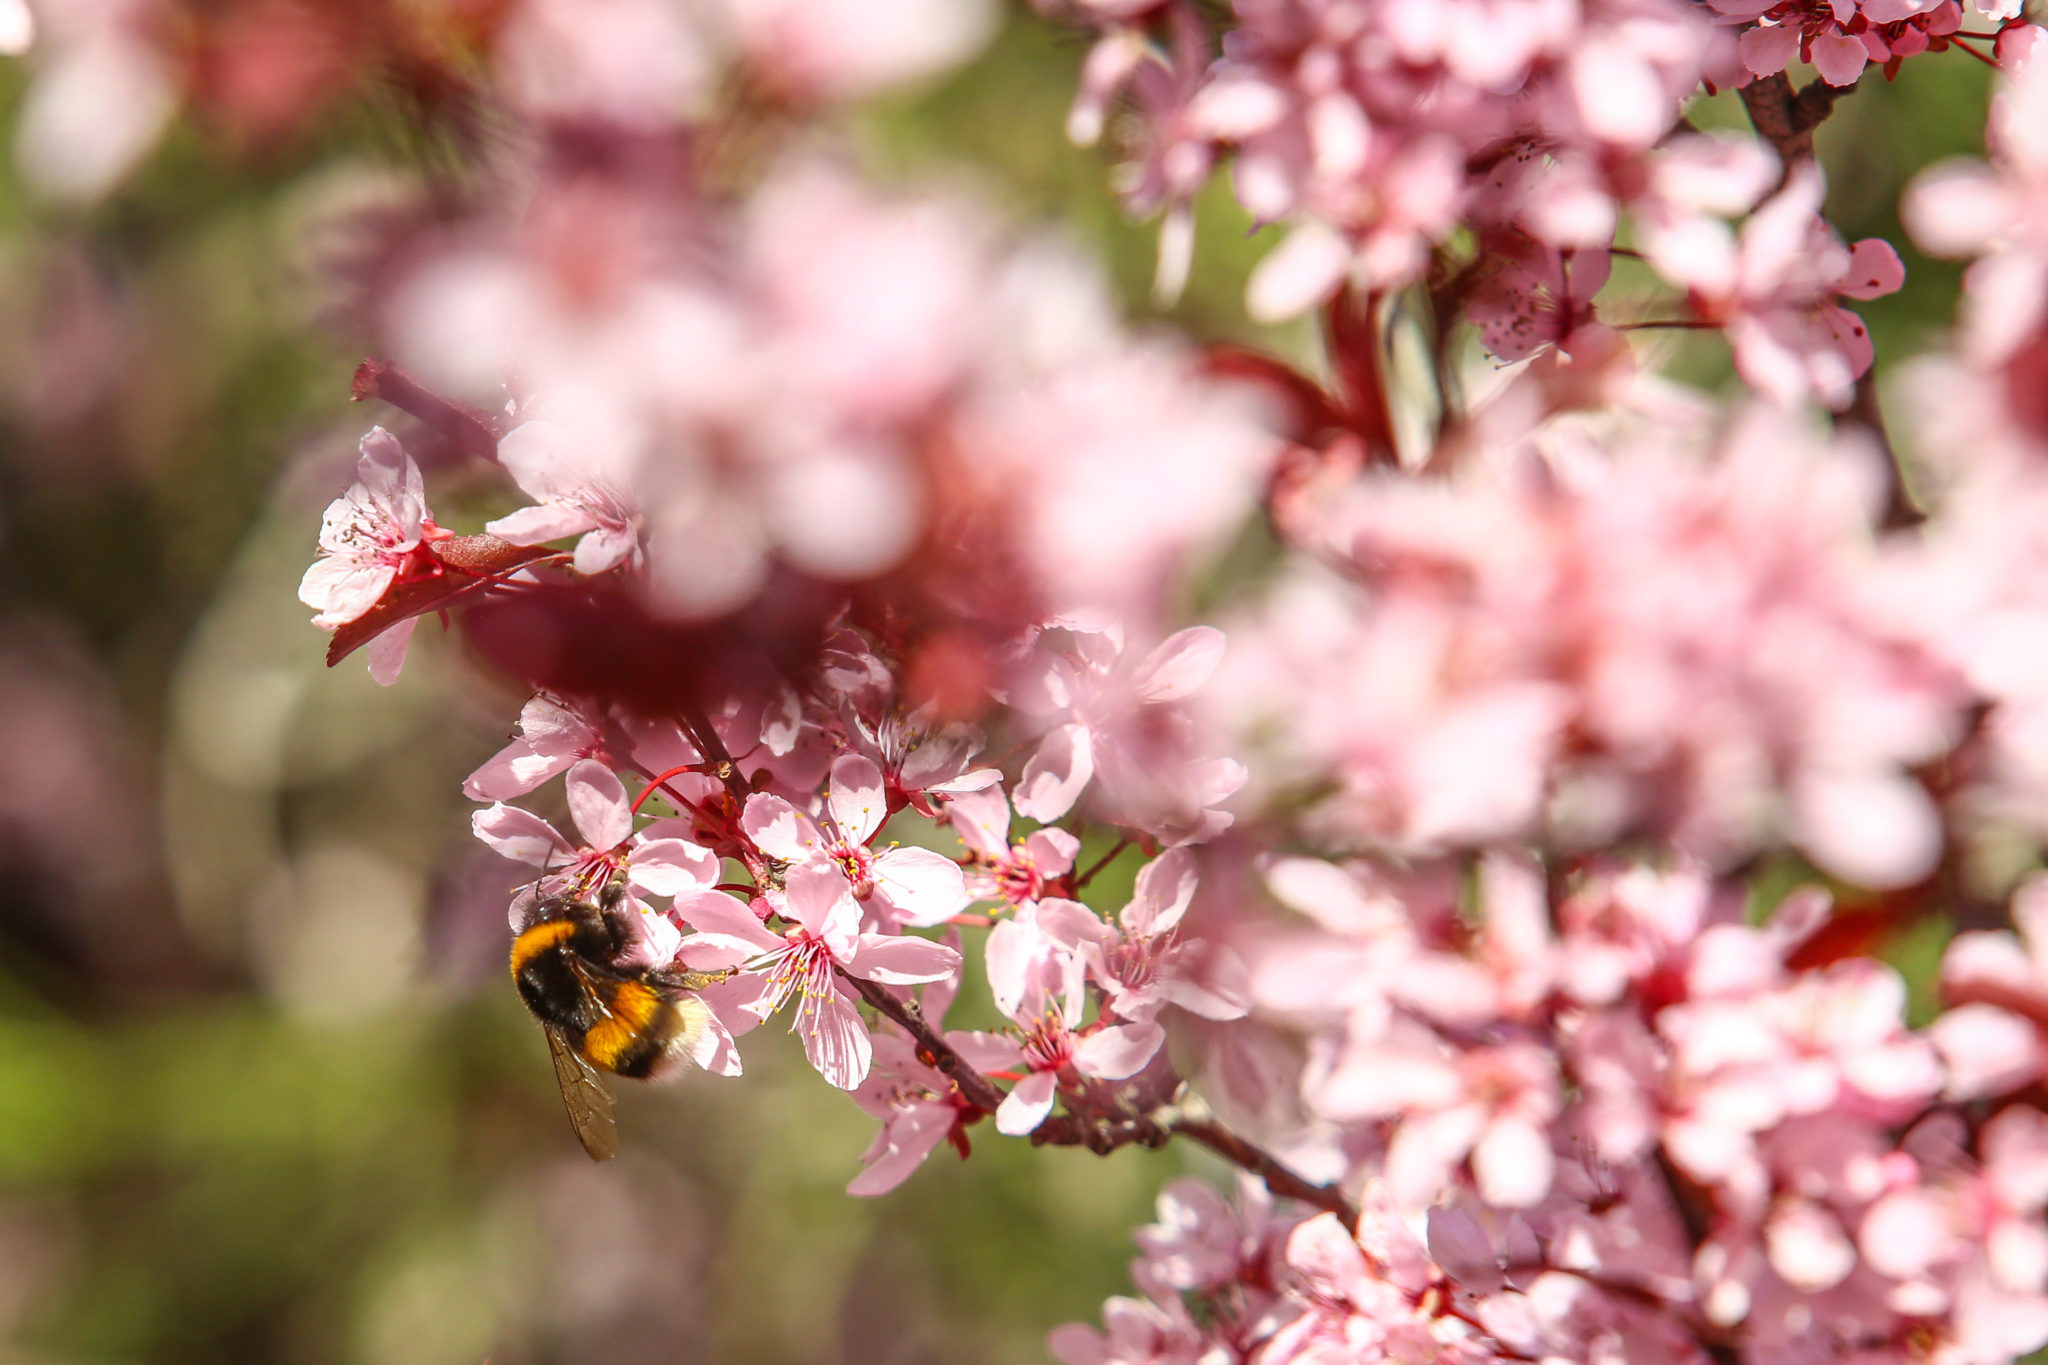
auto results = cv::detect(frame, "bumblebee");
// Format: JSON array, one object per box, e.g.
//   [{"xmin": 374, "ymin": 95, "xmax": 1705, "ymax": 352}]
[{"xmin": 509, "ymin": 875, "xmax": 729, "ymax": 1161}]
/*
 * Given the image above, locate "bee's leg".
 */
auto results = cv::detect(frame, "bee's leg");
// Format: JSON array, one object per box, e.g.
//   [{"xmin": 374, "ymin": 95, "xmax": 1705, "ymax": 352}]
[{"xmin": 660, "ymin": 966, "xmax": 737, "ymax": 991}]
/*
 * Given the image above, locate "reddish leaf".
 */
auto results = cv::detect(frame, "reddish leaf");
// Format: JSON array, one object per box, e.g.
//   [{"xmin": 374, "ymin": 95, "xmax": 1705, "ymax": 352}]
[{"xmin": 323, "ymin": 535, "xmax": 553, "ymax": 667}]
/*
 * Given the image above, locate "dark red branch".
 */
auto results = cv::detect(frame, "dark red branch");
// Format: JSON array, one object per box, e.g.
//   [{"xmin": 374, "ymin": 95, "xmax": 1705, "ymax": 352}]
[
  {"xmin": 1170, "ymin": 1118, "xmax": 1359, "ymax": 1224},
  {"xmin": 351, "ymin": 357, "xmax": 506, "ymax": 464}
]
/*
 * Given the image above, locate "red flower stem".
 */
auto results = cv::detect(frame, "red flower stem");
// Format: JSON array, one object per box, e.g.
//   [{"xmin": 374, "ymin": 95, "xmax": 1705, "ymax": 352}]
[
  {"xmin": 1949, "ymin": 37, "xmax": 2004, "ymax": 67},
  {"xmin": 631, "ymin": 764, "xmax": 706, "ymax": 814}
]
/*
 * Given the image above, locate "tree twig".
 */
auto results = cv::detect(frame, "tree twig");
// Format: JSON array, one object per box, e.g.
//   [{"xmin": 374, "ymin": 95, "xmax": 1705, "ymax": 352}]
[
  {"xmin": 351, "ymin": 357, "xmax": 505, "ymax": 464},
  {"xmin": 841, "ymin": 967, "xmax": 1360, "ymax": 1222},
  {"xmin": 1170, "ymin": 1117, "xmax": 1360, "ymax": 1225},
  {"xmin": 1739, "ymin": 70, "xmax": 1858, "ymax": 174}
]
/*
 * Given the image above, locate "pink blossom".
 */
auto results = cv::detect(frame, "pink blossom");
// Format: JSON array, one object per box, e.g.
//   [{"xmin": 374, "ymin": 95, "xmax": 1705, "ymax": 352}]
[
  {"xmin": 1904, "ymin": 53, "xmax": 2048, "ymax": 368},
  {"xmin": 0, "ymin": 0, "xmax": 31, "ymax": 55},
  {"xmin": 496, "ymin": 0, "xmax": 711, "ymax": 130},
  {"xmin": 298, "ymin": 427, "xmax": 431, "ymax": 628},
  {"xmin": 463, "ymin": 694, "xmax": 628, "ymax": 801},
  {"xmin": 1722, "ymin": 0, "xmax": 1967, "ymax": 88},
  {"xmin": 1319, "ymin": 1028, "xmax": 1563, "ymax": 1209},
  {"xmin": 486, "ymin": 420, "xmax": 642, "ymax": 574},
  {"xmin": 1685, "ymin": 168, "xmax": 1904, "ymax": 409},
  {"xmin": 714, "ymin": 0, "xmax": 997, "ymax": 103},
  {"xmin": 1036, "ymin": 847, "xmax": 1249, "ymax": 1077},
  {"xmin": 297, "ymin": 427, "xmax": 443, "ymax": 685},
  {"xmin": 1659, "ymin": 956, "xmax": 1941, "ymax": 1198},
  {"xmin": 977, "ymin": 914, "xmax": 1160, "ymax": 1135},
  {"xmin": 675, "ymin": 863, "xmax": 957, "ymax": 1089},
  {"xmin": 1006, "ymin": 621, "xmax": 1245, "ymax": 844},
  {"xmin": 12, "ymin": 0, "xmax": 175, "ymax": 203},
  {"xmin": 1256, "ymin": 1212, "xmax": 1461, "ymax": 1364},
  {"xmin": 945, "ymin": 784, "xmax": 1079, "ymax": 912},
  {"xmin": 1211, "ymin": 406, "xmax": 1961, "ymax": 878},
  {"xmin": 1930, "ymin": 876, "xmax": 2048, "ymax": 1099},
  {"xmin": 741, "ymin": 754, "xmax": 967, "ymax": 928}
]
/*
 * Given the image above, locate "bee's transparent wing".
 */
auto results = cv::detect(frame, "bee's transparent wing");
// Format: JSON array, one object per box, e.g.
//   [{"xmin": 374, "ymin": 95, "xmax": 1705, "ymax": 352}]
[{"xmin": 545, "ymin": 1024, "xmax": 618, "ymax": 1162}]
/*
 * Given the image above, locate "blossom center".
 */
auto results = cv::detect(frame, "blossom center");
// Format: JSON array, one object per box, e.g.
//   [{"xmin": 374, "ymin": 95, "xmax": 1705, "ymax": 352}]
[
  {"xmin": 758, "ymin": 932, "xmax": 839, "ymax": 1037},
  {"xmin": 1020, "ymin": 1013, "xmax": 1076, "ymax": 1074},
  {"xmin": 996, "ymin": 845, "xmax": 1047, "ymax": 905},
  {"xmin": 831, "ymin": 840, "xmax": 878, "ymax": 897}
]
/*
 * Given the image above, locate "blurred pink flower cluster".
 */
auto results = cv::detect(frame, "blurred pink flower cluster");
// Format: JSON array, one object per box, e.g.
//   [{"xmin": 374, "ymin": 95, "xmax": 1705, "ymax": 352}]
[
  {"xmin": 1211, "ymin": 403, "xmax": 1968, "ymax": 887},
  {"xmin": 1064, "ymin": 859, "xmax": 2048, "ymax": 1364},
  {"xmin": 1036, "ymin": 0, "xmax": 1934, "ymax": 406}
]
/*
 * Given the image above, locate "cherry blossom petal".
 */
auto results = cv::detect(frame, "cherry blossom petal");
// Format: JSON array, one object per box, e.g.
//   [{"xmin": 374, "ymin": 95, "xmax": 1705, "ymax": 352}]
[
  {"xmin": 1024, "ymin": 827, "xmax": 1081, "ymax": 876},
  {"xmin": 1931, "ymin": 1002, "xmax": 2042, "ymax": 1100},
  {"xmin": 1903, "ymin": 161, "xmax": 2015, "ymax": 258},
  {"xmin": 1247, "ymin": 222, "xmax": 1352, "ymax": 324},
  {"xmin": 1472, "ymin": 1116, "xmax": 1554, "ymax": 1208},
  {"xmin": 950, "ymin": 1029, "xmax": 1025, "ymax": 1073},
  {"xmin": 742, "ymin": 792, "xmax": 825, "ymax": 863},
  {"xmin": 628, "ymin": 838, "xmax": 720, "ymax": 895},
  {"xmin": 803, "ymin": 986, "xmax": 875, "ymax": 1090},
  {"xmin": 1837, "ymin": 238, "xmax": 1906, "ymax": 300},
  {"xmin": 564, "ymin": 759, "xmax": 633, "ymax": 851},
  {"xmin": 1124, "ymin": 847, "xmax": 1198, "ymax": 938},
  {"xmin": 1074, "ymin": 1021, "xmax": 1165, "ymax": 1079},
  {"xmin": 1428, "ymin": 1206, "xmax": 1505, "ymax": 1296},
  {"xmin": 472, "ymin": 803, "xmax": 572, "ymax": 866},
  {"xmin": 946, "ymin": 783, "xmax": 1011, "ymax": 857},
  {"xmin": 669, "ymin": 889, "xmax": 783, "ymax": 952},
  {"xmin": 786, "ymin": 863, "xmax": 863, "ymax": 953},
  {"xmin": 685, "ymin": 998, "xmax": 744, "ymax": 1077},
  {"xmin": 828, "ymin": 754, "xmax": 888, "ymax": 842},
  {"xmin": 996, "ymin": 1070, "xmax": 1058, "ymax": 1135},
  {"xmin": 1809, "ymin": 31, "xmax": 1869, "ymax": 85},
  {"xmin": 364, "ymin": 617, "xmax": 417, "ymax": 687},
  {"xmin": 872, "ymin": 846, "xmax": 970, "ymax": 927},
  {"xmin": 1766, "ymin": 1200, "xmax": 1857, "ymax": 1291},
  {"xmin": 1860, "ymin": 1188, "xmax": 1951, "ymax": 1278},
  {"xmin": 847, "ymin": 932, "xmax": 962, "ymax": 984},
  {"xmin": 1132, "ymin": 627, "xmax": 1226, "ymax": 703},
  {"xmin": 297, "ymin": 555, "xmax": 395, "ymax": 628},
  {"xmin": 1014, "ymin": 723, "xmax": 1094, "ymax": 822},
  {"xmin": 1036, "ymin": 898, "xmax": 1118, "ymax": 955},
  {"xmin": 1387, "ymin": 1104, "xmax": 1486, "ymax": 1206},
  {"xmin": 485, "ymin": 501, "xmax": 599, "ymax": 546},
  {"xmin": 848, "ymin": 1104, "xmax": 955, "ymax": 1196},
  {"xmin": 573, "ymin": 522, "xmax": 638, "ymax": 575},
  {"xmin": 1739, "ymin": 23, "xmax": 1799, "ymax": 76},
  {"xmin": 462, "ymin": 696, "xmax": 601, "ymax": 800}
]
